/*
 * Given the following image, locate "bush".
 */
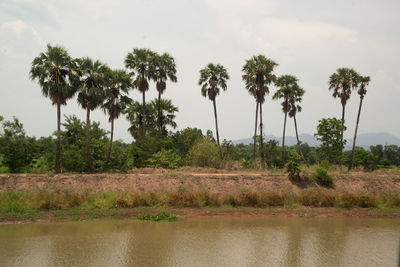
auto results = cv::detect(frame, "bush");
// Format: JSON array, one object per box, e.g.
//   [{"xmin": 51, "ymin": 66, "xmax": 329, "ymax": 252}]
[
  {"xmin": 137, "ymin": 211, "xmax": 178, "ymax": 222},
  {"xmin": 312, "ymin": 166, "xmax": 333, "ymax": 188},
  {"xmin": 146, "ymin": 149, "xmax": 181, "ymax": 169},
  {"xmin": 286, "ymin": 160, "xmax": 301, "ymax": 181},
  {"xmin": 187, "ymin": 138, "xmax": 222, "ymax": 168},
  {"xmin": 0, "ymin": 191, "xmax": 31, "ymax": 213}
]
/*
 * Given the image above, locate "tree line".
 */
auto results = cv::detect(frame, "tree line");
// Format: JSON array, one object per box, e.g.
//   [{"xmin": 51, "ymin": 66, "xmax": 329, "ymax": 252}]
[{"xmin": 0, "ymin": 44, "xmax": 397, "ymax": 173}]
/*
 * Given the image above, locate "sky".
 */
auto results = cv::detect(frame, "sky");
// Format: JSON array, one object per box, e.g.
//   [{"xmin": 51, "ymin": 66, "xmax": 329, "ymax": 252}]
[{"xmin": 0, "ymin": 0, "xmax": 399, "ymax": 142}]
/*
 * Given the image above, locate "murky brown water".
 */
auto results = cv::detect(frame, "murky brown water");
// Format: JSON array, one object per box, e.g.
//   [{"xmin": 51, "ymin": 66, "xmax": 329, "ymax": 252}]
[{"xmin": 0, "ymin": 217, "xmax": 399, "ymax": 266}]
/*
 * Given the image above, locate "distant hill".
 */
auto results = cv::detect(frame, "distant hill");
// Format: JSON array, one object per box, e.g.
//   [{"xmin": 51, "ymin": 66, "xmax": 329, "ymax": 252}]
[{"xmin": 233, "ymin": 132, "xmax": 400, "ymax": 150}]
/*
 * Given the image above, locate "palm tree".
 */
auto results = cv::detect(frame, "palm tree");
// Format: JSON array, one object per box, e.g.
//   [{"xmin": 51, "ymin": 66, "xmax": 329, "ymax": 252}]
[
  {"xmin": 348, "ymin": 75, "xmax": 370, "ymax": 171},
  {"xmin": 124, "ymin": 48, "xmax": 157, "ymax": 134},
  {"xmin": 30, "ymin": 44, "xmax": 77, "ymax": 173},
  {"xmin": 198, "ymin": 63, "xmax": 229, "ymax": 146},
  {"xmin": 125, "ymin": 99, "xmax": 178, "ymax": 139},
  {"xmin": 328, "ymin": 68, "xmax": 359, "ymax": 156},
  {"xmin": 76, "ymin": 57, "xmax": 109, "ymax": 172},
  {"xmin": 151, "ymin": 98, "xmax": 179, "ymax": 135},
  {"xmin": 102, "ymin": 69, "xmax": 132, "ymax": 167},
  {"xmin": 273, "ymin": 75, "xmax": 297, "ymax": 163},
  {"xmin": 287, "ymin": 82, "xmax": 308, "ymax": 166},
  {"xmin": 242, "ymin": 55, "xmax": 278, "ymax": 168},
  {"xmin": 154, "ymin": 53, "xmax": 177, "ymax": 132}
]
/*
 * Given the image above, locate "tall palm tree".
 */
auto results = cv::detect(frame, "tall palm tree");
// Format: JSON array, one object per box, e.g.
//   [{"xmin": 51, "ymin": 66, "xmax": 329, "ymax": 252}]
[
  {"xmin": 124, "ymin": 48, "xmax": 157, "ymax": 134},
  {"xmin": 198, "ymin": 63, "xmax": 229, "ymax": 146},
  {"xmin": 154, "ymin": 53, "xmax": 177, "ymax": 132},
  {"xmin": 349, "ymin": 75, "xmax": 370, "ymax": 171},
  {"xmin": 30, "ymin": 44, "xmax": 78, "ymax": 173},
  {"xmin": 242, "ymin": 55, "xmax": 278, "ymax": 168},
  {"xmin": 273, "ymin": 75, "xmax": 298, "ymax": 163},
  {"xmin": 102, "ymin": 69, "xmax": 132, "ymax": 167},
  {"xmin": 287, "ymin": 82, "xmax": 308, "ymax": 165},
  {"xmin": 328, "ymin": 68, "xmax": 359, "ymax": 155},
  {"xmin": 76, "ymin": 57, "xmax": 109, "ymax": 172}
]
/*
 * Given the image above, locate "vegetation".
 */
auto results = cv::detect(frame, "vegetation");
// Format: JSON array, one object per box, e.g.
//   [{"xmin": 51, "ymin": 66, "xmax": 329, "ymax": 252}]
[
  {"xmin": 328, "ymin": 68, "xmax": 359, "ymax": 154},
  {"xmin": 315, "ymin": 118, "xmax": 344, "ymax": 164},
  {"xmin": 30, "ymin": 44, "xmax": 78, "ymax": 173},
  {"xmin": 312, "ymin": 166, "xmax": 333, "ymax": 188},
  {"xmin": 137, "ymin": 211, "xmax": 178, "ymax": 222},
  {"xmin": 242, "ymin": 55, "xmax": 278, "ymax": 168},
  {"xmin": 2, "ymin": 43, "xmax": 399, "ymax": 178},
  {"xmin": 198, "ymin": 63, "xmax": 229, "ymax": 147},
  {"xmin": 1, "ymin": 189, "xmax": 399, "ymax": 221},
  {"xmin": 349, "ymin": 75, "xmax": 370, "ymax": 170}
]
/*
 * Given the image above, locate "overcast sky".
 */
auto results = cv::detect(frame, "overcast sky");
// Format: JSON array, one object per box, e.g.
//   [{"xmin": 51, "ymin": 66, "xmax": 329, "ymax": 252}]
[{"xmin": 1, "ymin": 0, "xmax": 399, "ymax": 142}]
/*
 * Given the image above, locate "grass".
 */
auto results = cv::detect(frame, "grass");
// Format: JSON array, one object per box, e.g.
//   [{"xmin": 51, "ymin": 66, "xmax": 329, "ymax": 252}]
[
  {"xmin": 1, "ymin": 188, "xmax": 399, "ymax": 213},
  {"xmin": 137, "ymin": 211, "xmax": 178, "ymax": 222}
]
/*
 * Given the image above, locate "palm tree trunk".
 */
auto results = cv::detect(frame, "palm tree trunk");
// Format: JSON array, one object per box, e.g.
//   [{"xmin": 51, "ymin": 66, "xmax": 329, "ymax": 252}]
[
  {"xmin": 106, "ymin": 118, "xmax": 114, "ymax": 168},
  {"xmin": 348, "ymin": 96, "xmax": 364, "ymax": 171},
  {"xmin": 282, "ymin": 111, "xmax": 287, "ymax": 163},
  {"xmin": 340, "ymin": 103, "xmax": 346, "ymax": 154},
  {"xmin": 142, "ymin": 91, "xmax": 146, "ymax": 135},
  {"xmin": 213, "ymin": 99, "xmax": 220, "ymax": 146},
  {"xmin": 55, "ymin": 103, "xmax": 61, "ymax": 173},
  {"xmin": 158, "ymin": 90, "xmax": 162, "ymax": 133},
  {"xmin": 86, "ymin": 106, "xmax": 94, "ymax": 172},
  {"xmin": 294, "ymin": 115, "xmax": 308, "ymax": 166},
  {"xmin": 259, "ymin": 102, "xmax": 265, "ymax": 169},
  {"xmin": 253, "ymin": 102, "xmax": 259, "ymax": 168}
]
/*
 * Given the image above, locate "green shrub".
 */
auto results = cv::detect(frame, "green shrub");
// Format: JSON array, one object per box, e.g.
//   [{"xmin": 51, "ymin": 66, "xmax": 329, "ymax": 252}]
[
  {"xmin": 137, "ymin": 211, "xmax": 178, "ymax": 222},
  {"xmin": 0, "ymin": 158, "xmax": 9, "ymax": 173},
  {"xmin": 362, "ymin": 153, "xmax": 377, "ymax": 171},
  {"xmin": 312, "ymin": 167, "xmax": 333, "ymax": 188},
  {"xmin": 286, "ymin": 160, "xmax": 301, "ymax": 181},
  {"xmin": 0, "ymin": 191, "xmax": 31, "ymax": 213},
  {"xmin": 146, "ymin": 149, "xmax": 181, "ymax": 169},
  {"xmin": 241, "ymin": 158, "xmax": 252, "ymax": 169},
  {"xmin": 187, "ymin": 138, "xmax": 222, "ymax": 168},
  {"xmin": 320, "ymin": 160, "xmax": 330, "ymax": 169}
]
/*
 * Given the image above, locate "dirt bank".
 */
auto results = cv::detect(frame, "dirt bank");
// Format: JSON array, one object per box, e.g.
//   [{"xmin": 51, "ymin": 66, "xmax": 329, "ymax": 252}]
[{"xmin": 1, "ymin": 168, "xmax": 399, "ymax": 194}]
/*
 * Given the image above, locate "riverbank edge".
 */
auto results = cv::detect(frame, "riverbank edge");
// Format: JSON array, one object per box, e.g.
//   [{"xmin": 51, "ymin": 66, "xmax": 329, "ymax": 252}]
[{"xmin": 1, "ymin": 206, "xmax": 399, "ymax": 225}]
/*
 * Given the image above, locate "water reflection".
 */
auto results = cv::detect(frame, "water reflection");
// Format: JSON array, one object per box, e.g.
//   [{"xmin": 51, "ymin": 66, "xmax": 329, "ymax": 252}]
[{"xmin": 0, "ymin": 218, "xmax": 399, "ymax": 266}]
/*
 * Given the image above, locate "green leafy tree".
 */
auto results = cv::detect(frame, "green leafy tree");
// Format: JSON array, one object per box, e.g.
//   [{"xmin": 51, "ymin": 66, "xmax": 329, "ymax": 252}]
[
  {"xmin": 60, "ymin": 115, "xmax": 109, "ymax": 172},
  {"xmin": 76, "ymin": 57, "xmax": 109, "ymax": 172},
  {"xmin": 172, "ymin": 127, "xmax": 204, "ymax": 156},
  {"xmin": 328, "ymin": 68, "xmax": 359, "ymax": 154},
  {"xmin": 242, "ymin": 55, "xmax": 278, "ymax": 168},
  {"xmin": 0, "ymin": 117, "xmax": 38, "ymax": 173},
  {"xmin": 348, "ymin": 75, "xmax": 370, "ymax": 171},
  {"xmin": 154, "ymin": 53, "xmax": 177, "ymax": 132},
  {"xmin": 30, "ymin": 44, "xmax": 77, "ymax": 173},
  {"xmin": 314, "ymin": 118, "xmax": 345, "ymax": 164},
  {"xmin": 102, "ymin": 69, "xmax": 132, "ymax": 166},
  {"xmin": 125, "ymin": 48, "xmax": 157, "ymax": 134},
  {"xmin": 198, "ymin": 63, "xmax": 229, "ymax": 146}
]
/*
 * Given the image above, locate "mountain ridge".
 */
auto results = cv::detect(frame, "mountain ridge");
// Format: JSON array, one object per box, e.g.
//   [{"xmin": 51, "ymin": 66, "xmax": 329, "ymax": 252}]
[{"xmin": 232, "ymin": 132, "xmax": 400, "ymax": 150}]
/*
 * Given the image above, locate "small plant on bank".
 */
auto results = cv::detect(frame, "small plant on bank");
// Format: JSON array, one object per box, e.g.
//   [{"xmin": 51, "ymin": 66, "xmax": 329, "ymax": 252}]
[
  {"xmin": 286, "ymin": 160, "xmax": 301, "ymax": 181},
  {"xmin": 137, "ymin": 211, "xmax": 178, "ymax": 222},
  {"xmin": 312, "ymin": 166, "xmax": 333, "ymax": 188}
]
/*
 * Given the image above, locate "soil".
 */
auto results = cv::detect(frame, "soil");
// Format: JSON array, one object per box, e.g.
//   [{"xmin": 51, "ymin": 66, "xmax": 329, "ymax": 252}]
[{"xmin": 1, "ymin": 167, "xmax": 399, "ymax": 195}]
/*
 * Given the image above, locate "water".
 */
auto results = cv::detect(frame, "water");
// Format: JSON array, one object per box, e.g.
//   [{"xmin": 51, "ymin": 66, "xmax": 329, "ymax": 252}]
[{"xmin": 0, "ymin": 217, "xmax": 399, "ymax": 267}]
